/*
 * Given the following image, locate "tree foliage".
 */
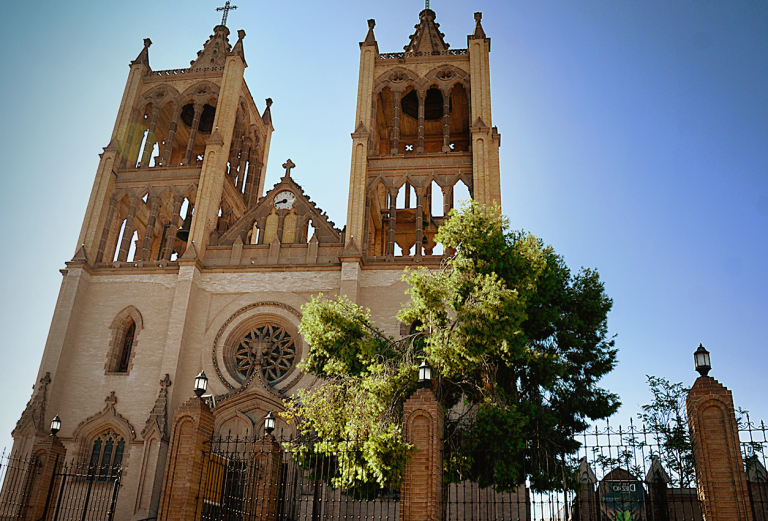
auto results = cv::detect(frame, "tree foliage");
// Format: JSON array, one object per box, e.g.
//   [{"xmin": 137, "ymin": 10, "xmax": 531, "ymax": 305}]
[{"xmin": 283, "ymin": 201, "xmax": 619, "ymax": 492}]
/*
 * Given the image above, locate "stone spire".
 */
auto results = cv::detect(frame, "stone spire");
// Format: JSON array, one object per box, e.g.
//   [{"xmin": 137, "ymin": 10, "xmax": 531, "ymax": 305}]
[
  {"xmin": 362, "ymin": 19, "xmax": 377, "ymax": 47},
  {"xmin": 404, "ymin": 8, "xmax": 449, "ymax": 53},
  {"xmin": 190, "ymin": 25, "xmax": 232, "ymax": 69},
  {"xmin": 131, "ymin": 38, "xmax": 152, "ymax": 67}
]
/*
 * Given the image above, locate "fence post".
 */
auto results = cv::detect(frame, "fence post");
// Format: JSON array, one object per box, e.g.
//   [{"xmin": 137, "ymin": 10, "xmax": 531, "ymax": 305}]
[
  {"xmin": 686, "ymin": 375, "xmax": 753, "ymax": 521},
  {"xmin": 157, "ymin": 396, "xmax": 214, "ymax": 521},
  {"xmin": 247, "ymin": 436, "xmax": 282, "ymax": 521},
  {"xmin": 400, "ymin": 387, "xmax": 443, "ymax": 521},
  {"xmin": 25, "ymin": 434, "xmax": 66, "ymax": 521}
]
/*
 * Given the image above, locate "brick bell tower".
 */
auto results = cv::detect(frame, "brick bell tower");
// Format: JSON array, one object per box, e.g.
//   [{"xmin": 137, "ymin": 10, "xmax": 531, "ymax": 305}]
[{"xmin": 345, "ymin": 8, "xmax": 501, "ymax": 261}]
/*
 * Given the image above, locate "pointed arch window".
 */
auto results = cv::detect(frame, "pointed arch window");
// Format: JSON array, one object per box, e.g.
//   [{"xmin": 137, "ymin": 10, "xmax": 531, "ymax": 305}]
[
  {"xmin": 118, "ymin": 322, "xmax": 136, "ymax": 372},
  {"xmin": 89, "ymin": 430, "xmax": 125, "ymax": 477}
]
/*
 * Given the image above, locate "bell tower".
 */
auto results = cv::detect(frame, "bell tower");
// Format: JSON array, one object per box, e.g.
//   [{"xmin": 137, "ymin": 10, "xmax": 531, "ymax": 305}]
[
  {"xmin": 76, "ymin": 24, "xmax": 273, "ymax": 267},
  {"xmin": 345, "ymin": 9, "xmax": 500, "ymax": 260}
]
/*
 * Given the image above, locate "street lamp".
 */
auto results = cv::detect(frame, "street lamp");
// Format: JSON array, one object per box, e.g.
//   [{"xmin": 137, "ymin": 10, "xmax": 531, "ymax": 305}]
[
  {"xmin": 50, "ymin": 415, "xmax": 61, "ymax": 436},
  {"xmin": 418, "ymin": 359, "xmax": 432, "ymax": 388},
  {"xmin": 694, "ymin": 344, "xmax": 711, "ymax": 377},
  {"xmin": 264, "ymin": 411, "xmax": 276, "ymax": 436},
  {"xmin": 194, "ymin": 371, "xmax": 208, "ymax": 397}
]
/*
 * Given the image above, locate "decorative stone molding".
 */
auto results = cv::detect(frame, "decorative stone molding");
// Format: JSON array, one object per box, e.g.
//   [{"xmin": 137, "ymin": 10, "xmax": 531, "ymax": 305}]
[
  {"xmin": 141, "ymin": 374, "xmax": 172, "ymax": 441},
  {"xmin": 13, "ymin": 372, "xmax": 51, "ymax": 438}
]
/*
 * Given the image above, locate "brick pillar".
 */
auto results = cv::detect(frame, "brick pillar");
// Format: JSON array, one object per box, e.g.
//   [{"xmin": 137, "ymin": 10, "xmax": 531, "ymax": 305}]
[
  {"xmin": 245, "ymin": 436, "xmax": 282, "ymax": 521},
  {"xmin": 25, "ymin": 435, "xmax": 66, "ymax": 521},
  {"xmin": 686, "ymin": 376, "xmax": 753, "ymax": 521},
  {"xmin": 400, "ymin": 387, "xmax": 443, "ymax": 521},
  {"xmin": 157, "ymin": 397, "xmax": 214, "ymax": 521}
]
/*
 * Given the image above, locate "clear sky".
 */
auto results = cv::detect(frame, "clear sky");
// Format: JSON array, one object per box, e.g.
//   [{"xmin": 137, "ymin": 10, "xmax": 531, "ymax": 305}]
[{"xmin": 0, "ymin": 0, "xmax": 766, "ymax": 452}]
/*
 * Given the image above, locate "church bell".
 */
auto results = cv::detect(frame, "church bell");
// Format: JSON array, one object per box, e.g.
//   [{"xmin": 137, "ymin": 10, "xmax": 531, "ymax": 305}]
[{"xmin": 176, "ymin": 209, "xmax": 193, "ymax": 242}]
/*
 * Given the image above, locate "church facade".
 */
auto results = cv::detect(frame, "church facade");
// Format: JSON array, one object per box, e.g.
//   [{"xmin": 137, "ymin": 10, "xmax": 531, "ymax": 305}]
[{"xmin": 11, "ymin": 7, "xmax": 500, "ymax": 520}]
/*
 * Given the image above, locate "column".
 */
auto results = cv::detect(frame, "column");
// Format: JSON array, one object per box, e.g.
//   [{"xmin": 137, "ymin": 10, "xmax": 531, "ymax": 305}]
[
  {"xmin": 120, "ymin": 108, "xmax": 141, "ymax": 168},
  {"xmin": 117, "ymin": 199, "xmax": 138, "ymax": 262},
  {"xmin": 157, "ymin": 397, "xmax": 215, "ymax": 521},
  {"xmin": 387, "ymin": 188, "xmax": 397, "ymax": 256},
  {"xmin": 415, "ymin": 187, "xmax": 424, "ymax": 258},
  {"xmin": 236, "ymin": 137, "xmax": 252, "ymax": 191},
  {"xmin": 391, "ymin": 91, "xmax": 402, "ymax": 155},
  {"xmin": 245, "ymin": 437, "xmax": 282, "ymax": 520},
  {"xmin": 159, "ymin": 104, "xmax": 182, "ymax": 167},
  {"xmin": 181, "ymin": 103, "xmax": 203, "ymax": 165},
  {"xmin": 442, "ymin": 88, "xmax": 451, "ymax": 152},
  {"xmin": 162, "ymin": 196, "xmax": 183, "ymax": 261},
  {"xmin": 95, "ymin": 196, "xmax": 118, "ymax": 263},
  {"xmin": 686, "ymin": 374, "xmax": 754, "ymax": 521},
  {"xmin": 25, "ymin": 435, "xmax": 67, "ymax": 521},
  {"xmin": 442, "ymin": 185, "xmax": 453, "ymax": 216},
  {"xmin": 244, "ymin": 156, "xmax": 262, "ymax": 207},
  {"xmin": 417, "ymin": 91, "xmax": 425, "ymax": 153},
  {"xmin": 140, "ymin": 195, "xmax": 161, "ymax": 261},
  {"xmin": 139, "ymin": 105, "xmax": 161, "ymax": 168},
  {"xmin": 228, "ymin": 117, "xmax": 244, "ymax": 181},
  {"xmin": 400, "ymin": 388, "xmax": 444, "ymax": 521}
]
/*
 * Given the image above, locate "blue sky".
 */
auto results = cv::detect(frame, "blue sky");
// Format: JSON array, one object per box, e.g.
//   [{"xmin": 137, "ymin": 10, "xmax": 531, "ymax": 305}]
[{"xmin": 0, "ymin": 0, "xmax": 766, "ymax": 451}]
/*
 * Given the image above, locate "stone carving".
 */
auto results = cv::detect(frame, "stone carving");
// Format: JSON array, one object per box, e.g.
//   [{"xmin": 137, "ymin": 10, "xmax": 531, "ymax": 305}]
[
  {"xmin": 74, "ymin": 391, "xmax": 137, "ymax": 441},
  {"xmin": 13, "ymin": 372, "xmax": 51, "ymax": 437},
  {"xmin": 141, "ymin": 374, "xmax": 172, "ymax": 440}
]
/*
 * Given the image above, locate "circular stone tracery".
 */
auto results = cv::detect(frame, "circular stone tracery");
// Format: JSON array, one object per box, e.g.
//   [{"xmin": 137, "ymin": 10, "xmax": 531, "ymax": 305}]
[{"xmin": 234, "ymin": 324, "xmax": 296, "ymax": 383}]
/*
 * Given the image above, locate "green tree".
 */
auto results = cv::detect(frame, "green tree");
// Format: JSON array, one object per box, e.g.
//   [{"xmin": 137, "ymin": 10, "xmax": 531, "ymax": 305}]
[{"xmin": 283, "ymin": 201, "xmax": 619, "ymax": 492}]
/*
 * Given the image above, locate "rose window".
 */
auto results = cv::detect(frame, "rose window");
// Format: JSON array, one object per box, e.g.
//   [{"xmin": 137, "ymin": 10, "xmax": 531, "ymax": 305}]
[{"xmin": 234, "ymin": 324, "xmax": 297, "ymax": 383}]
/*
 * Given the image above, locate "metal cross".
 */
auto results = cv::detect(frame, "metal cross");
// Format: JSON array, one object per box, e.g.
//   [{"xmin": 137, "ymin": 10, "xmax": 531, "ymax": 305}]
[
  {"xmin": 425, "ymin": 0, "xmax": 430, "ymax": 9},
  {"xmin": 216, "ymin": 1, "xmax": 238, "ymax": 27}
]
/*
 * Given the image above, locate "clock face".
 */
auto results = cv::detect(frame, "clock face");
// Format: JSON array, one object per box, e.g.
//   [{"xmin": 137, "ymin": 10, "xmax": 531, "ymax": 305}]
[{"xmin": 273, "ymin": 190, "xmax": 296, "ymax": 210}]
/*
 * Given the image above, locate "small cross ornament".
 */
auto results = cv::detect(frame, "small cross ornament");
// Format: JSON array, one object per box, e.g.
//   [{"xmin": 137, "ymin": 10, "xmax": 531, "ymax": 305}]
[
  {"xmin": 282, "ymin": 159, "xmax": 296, "ymax": 177},
  {"xmin": 216, "ymin": 1, "xmax": 237, "ymax": 27}
]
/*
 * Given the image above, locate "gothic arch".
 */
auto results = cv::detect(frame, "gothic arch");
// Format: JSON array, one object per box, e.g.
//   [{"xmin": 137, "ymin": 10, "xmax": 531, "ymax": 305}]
[
  {"xmin": 72, "ymin": 392, "xmax": 137, "ymax": 467},
  {"xmin": 105, "ymin": 306, "xmax": 144, "ymax": 374}
]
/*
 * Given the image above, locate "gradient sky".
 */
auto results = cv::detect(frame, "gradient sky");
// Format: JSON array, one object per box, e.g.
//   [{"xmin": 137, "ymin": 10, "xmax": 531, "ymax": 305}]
[{"xmin": 0, "ymin": 0, "xmax": 766, "ymax": 452}]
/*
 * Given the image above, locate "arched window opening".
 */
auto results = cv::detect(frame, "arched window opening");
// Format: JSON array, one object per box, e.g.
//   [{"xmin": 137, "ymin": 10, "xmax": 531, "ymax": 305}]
[
  {"xmin": 118, "ymin": 322, "xmax": 135, "ymax": 373},
  {"xmin": 181, "ymin": 103, "xmax": 216, "ymax": 134},
  {"xmin": 241, "ymin": 161, "xmax": 250, "ymax": 194},
  {"xmin": 180, "ymin": 198, "xmax": 190, "ymax": 220},
  {"xmin": 126, "ymin": 230, "xmax": 139, "ymax": 262},
  {"xmin": 135, "ymin": 129, "xmax": 149, "ymax": 169},
  {"xmin": 396, "ymin": 185, "xmax": 406, "ymax": 208},
  {"xmin": 89, "ymin": 430, "xmax": 125, "ymax": 477},
  {"xmin": 449, "ymin": 84, "xmax": 471, "ymax": 152},
  {"xmin": 423, "ymin": 87, "xmax": 445, "ymax": 153},
  {"xmin": 113, "ymin": 219, "xmax": 127, "ymax": 262},
  {"xmin": 430, "ymin": 181, "xmax": 444, "ymax": 217},
  {"xmin": 453, "ymin": 179, "xmax": 471, "ymax": 207},
  {"xmin": 147, "ymin": 142, "xmax": 160, "ymax": 167},
  {"xmin": 394, "ymin": 243, "xmax": 404, "ymax": 256},
  {"xmin": 307, "ymin": 219, "xmax": 317, "ymax": 243},
  {"xmin": 399, "ymin": 88, "xmax": 418, "ymax": 154}
]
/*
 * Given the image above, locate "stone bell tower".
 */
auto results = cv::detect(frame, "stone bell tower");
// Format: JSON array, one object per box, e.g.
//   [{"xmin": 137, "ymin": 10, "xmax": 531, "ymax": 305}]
[
  {"xmin": 76, "ymin": 24, "xmax": 273, "ymax": 267},
  {"xmin": 345, "ymin": 9, "xmax": 500, "ymax": 260}
]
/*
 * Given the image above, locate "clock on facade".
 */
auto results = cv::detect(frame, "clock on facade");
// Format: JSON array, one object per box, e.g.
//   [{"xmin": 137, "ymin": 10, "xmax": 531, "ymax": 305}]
[{"xmin": 273, "ymin": 190, "xmax": 296, "ymax": 210}]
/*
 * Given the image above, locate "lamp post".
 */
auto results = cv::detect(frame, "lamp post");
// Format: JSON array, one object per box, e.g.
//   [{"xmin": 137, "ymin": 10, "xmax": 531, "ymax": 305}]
[
  {"xmin": 694, "ymin": 344, "xmax": 711, "ymax": 377},
  {"xmin": 50, "ymin": 415, "xmax": 61, "ymax": 436},
  {"xmin": 418, "ymin": 359, "xmax": 432, "ymax": 389},
  {"xmin": 264, "ymin": 411, "xmax": 276, "ymax": 436},
  {"xmin": 194, "ymin": 370, "xmax": 208, "ymax": 397}
]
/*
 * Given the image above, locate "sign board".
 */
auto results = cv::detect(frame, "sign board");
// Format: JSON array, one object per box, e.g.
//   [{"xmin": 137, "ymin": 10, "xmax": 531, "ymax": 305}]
[{"xmin": 600, "ymin": 480, "xmax": 645, "ymax": 521}]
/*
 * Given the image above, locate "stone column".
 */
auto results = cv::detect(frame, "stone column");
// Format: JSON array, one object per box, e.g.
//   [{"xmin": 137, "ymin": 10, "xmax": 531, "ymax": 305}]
[
  {"xmin": 95, "ymin": 196, "xmax": 118, "ymax": 263},
  {"xmin": 417, "ymin": 91, "xmax": 425, "ymax": 153},
  {"xmin": 181, "ymin": 103, "xmax": 203, "ymax": 165},
  {"xmin": 120, "ymin": 108, "xmax": 142, "ymax": 168},
  {"xmin": 157, "ymin": 397, "xmax": 215, "ymax": 521},
  {"xmin": 244, "ymin": 156, "xmax": 261, "ymax": 206},
  {"xmin": 442, "ymin": 185, "xmax": 453, "ymax": 216},
  {"xmin": 391, "ymin": 91, "xmax": 402, "ymax": 155},
  {"xmin": 140, "ymin": 195, "xmax": 161, "ymax": 261},
  {"xmin": 162, "ymin": 196, "xmax": 184, "ymax": 261},
  {"xmin": 400, "ymin": 387, "xmax": 444, "ymax": 521},
  {"xmin": 244, "ymin": 436, "xmax": 282, "ymax": 520},
  {"xmin": 25, "ymin": 435, "xmax": 67, "ymax": 521},
  {"xmin": 139, "ymin": 105, "xmax": 161, "ymax": 168},
  {"xmin": 228, "ymin": 116, "xmax": 245, "ymax": 181},
  {"xmin": 686, "ymin": 375, "xmax": 754, "ymax": 521},
  {"xmin": 117, "ymin": 199, "xmax": 138, "ymax": 262},
  {"xmin": 442, "ymin": 88, "xmax": 451, "ymax": 152},
  {"xmin": 159, "ymin": 104, "xmax": 182, "ymax": 167},
  {"xmin": 415, "ymin": 187, "xmax": 424, "ymax": 258},
  {"xmin": 387, "ymin": 188, "xmax": 397, "ymax": 257}
]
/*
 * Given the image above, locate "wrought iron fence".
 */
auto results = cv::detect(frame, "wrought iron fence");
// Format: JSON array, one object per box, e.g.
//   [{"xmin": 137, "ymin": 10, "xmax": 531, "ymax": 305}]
[
  {"xmin": 446, "ymin": 421, "xmax": 703, "ymax": 521},
  {"xmin": 0, "ymin": 449, "xmax": 39, "ymax": 519},
  {"xmin": 741, "ymin": 415, "xmax": 768, "ymax": 521},
  {"xmin": 196, "ymin": 434, "xmax": 400, "ymax": 521},
  {"xmin": 47, "ymin": 461, "xmax": 122, "ymax": 521}
]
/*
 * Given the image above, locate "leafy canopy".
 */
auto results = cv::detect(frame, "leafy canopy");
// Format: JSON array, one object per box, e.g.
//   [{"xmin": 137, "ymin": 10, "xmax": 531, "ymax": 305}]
[{"xmin": 283, "ymin": 201, "xmax": 619, "ymax": 492}]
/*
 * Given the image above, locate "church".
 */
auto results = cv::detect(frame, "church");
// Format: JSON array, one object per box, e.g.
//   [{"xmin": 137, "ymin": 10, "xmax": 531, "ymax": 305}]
[{"xmin": 9, "ymin": 4, "xmax": 500, "ymax": 520}]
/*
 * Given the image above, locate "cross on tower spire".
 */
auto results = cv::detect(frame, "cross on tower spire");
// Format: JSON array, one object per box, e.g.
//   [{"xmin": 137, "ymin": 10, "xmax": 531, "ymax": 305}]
[
  {"xmin": 216, "ymin": 1, "xmax": 237, "ymax": 27},
  {"xmin": 425, "ymin": 0, "xmax": 430, "ymax": 9}
]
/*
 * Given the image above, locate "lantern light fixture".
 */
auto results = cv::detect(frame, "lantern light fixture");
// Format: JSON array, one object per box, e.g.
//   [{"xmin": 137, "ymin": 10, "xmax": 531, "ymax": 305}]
[
  {"xmin": 264, "ymin": 411, "xmax": 276, "ymax": 436},
  {"xmin": 194, "ymin": 370, "xmax": 209, "ymax": 397},
  {"xmin": 50, "ymin": 415, "xmax": 61, "ymax": 436},
  {"xmin": 418, "ymin": 359, "xmax": 432, "ymax": 388},
  {"xmin": 694, "ymin": 344, "xmax": 711, "ymax": 377}
]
